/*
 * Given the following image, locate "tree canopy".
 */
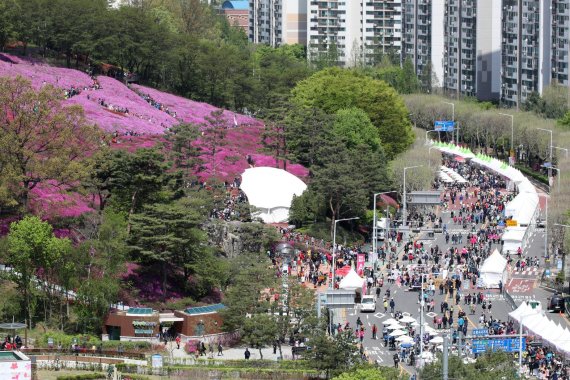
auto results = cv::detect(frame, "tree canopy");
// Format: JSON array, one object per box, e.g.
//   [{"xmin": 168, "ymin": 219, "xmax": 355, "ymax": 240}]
[{"xmin": 292, "ymin": 67, "xmax": 414, "ymax": 158}]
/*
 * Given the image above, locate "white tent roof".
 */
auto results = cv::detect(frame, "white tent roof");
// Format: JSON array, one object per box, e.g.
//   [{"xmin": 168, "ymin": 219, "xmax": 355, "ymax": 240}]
[
  {"xmin": 339, "ymin": 268, "xmax": 364, "ymax": 290},
  {"xmin": 502, "ymin": 227, "xmax": 527, "ymax": 242},
  {"xmin": 240, "ymin": 167, "xmax": 307, "ymax": 223},
  {"xmin": 480, "ymin": 249, "xmax": 507, "ymax": 274}
]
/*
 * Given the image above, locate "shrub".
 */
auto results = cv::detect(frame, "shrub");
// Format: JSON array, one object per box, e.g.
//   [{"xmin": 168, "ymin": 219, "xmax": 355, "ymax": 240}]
[{"xmin": 56, "ymin": 373, "xmax": 105, "ymax": 380}]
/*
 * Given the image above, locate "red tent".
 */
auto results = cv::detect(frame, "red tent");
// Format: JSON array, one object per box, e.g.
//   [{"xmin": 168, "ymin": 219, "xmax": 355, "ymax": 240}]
[{"xmin": 335, "ymin": 265, "xmax": 351, "ymax": 277}]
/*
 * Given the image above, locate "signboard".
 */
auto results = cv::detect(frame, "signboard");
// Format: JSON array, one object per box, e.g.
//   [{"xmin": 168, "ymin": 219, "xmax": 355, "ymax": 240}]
[
  {"xmin": 472, "ymin": 337, "xmax": 526, "ymax": 354},
  {"xmin": 325, "ymin": 290, "xmax": 356, "ymax": 309},
  {"xmin": 434, "ymin": 120, "xmax": 455, "ymax": 132},
  {"xmin": 356, "ymin": 254, "xmax": 365, "ymax": 276},
  {"xmin": 408, "ymin": 191, "xmax": 442, "ymax": 205},
  {"xmin": 472, "ymin": 329, "xmax": 489, "ymax": 337},
  {"xmin": 151, "ymin": 354, "xmax": 163, "ymax": 368},
  {"xmin": 506, "ymin": 220, "xmax": 518, "ymax": 227}
]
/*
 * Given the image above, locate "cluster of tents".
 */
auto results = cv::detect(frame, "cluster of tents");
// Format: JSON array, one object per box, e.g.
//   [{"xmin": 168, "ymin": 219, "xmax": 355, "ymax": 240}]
[
  {"xmin": 433, "ymin": 142, "xmax": 539, "ymax": 256},
  {"xmin": 509, "ymin": 301, "xmax": 570, "ymax": 355},
  {"xmin": 438, "ymin": 165, "xmax": 468, "ymax": 184}
]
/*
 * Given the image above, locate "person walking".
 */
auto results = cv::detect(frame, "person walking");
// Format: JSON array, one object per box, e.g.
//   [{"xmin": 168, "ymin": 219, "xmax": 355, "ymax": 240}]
[
  {"xmin": 175, "ymin": 335, "xmax": 181, "ymax": 350},
  {"xmin": 244, "ymin": 348, "xmax": 251, "ymax": 360},
  {"xmin": 372, "ymin": 324, "xmax": 378, "ymax": 340},
  {"xmin": 383, "ymin": 298, "xmax": 388, "ymax": 313},
  {"xmin": 389, "ymin": 298, "xmax": 395, "ymax": 314},
  {"xmin": 217, "ymin": 342, "xmax": 223, "ymax": 356}
]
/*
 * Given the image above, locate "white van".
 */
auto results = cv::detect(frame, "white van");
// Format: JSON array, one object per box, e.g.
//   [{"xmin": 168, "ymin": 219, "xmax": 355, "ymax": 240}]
[
  {"xmin": 376, "ymin": 218, "xmax": 389, "ymax": 241},
  {"xmin": 360, "ymin": 295, "xmax": 376, "ymax": 312}
]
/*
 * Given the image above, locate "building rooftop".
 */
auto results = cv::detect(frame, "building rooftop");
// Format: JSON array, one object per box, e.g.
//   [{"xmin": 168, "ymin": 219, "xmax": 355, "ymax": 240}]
[
  {"xmin": 221, "ymin": 1, "xmax": 249, "ymax": 10},
  {"xmin": 184, "ymin": 304, "xmax": 225, "ymax": 315}
]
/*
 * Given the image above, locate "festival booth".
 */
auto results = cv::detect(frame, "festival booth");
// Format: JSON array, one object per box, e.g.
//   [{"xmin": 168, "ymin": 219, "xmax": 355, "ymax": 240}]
[
  {"xmin": 240, "ymin": 167, "xmax": 307, "ymax": 223},
  {"xmin": 509, "ymin": 301, "xmax": 570, "ymax": 356},
  {"xmin": 501, "ymin": 227, "xmax": 528, "ymax": 255},
  {"xmin": 440, "ymin": 166, "xmax": 468, "ymax": 184},
  {"xmin": 339, "ymin": 268, "xmax": 365, "ymax": 299},
  {"xmin": 478, "ymin": 249, "xmax": 507, "ymax": 288}
]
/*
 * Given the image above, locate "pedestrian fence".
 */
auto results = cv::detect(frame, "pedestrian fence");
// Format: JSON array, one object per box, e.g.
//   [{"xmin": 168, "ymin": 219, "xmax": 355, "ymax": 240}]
[{"xmin": 503, "ymin": 290, "xmax": 518, "ymax": 311}]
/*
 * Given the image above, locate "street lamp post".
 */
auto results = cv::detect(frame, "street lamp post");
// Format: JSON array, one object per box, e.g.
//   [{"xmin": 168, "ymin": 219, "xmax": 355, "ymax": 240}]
[
  {"xmin": 442, "ymin": 101, "xmax": 456, "ymax": 142},
  {"xmin": 428, "ymin": 146, "xmax": 437, "ymax": 168},
  {"xmin": 498, "ymin": 113, "xmax": 514, "ymax": 154},
  {"xmin": 552, "ymin": 146, "xmax": 569, "ymax": 159},
  {"xmin": 403, "ymin": 166, "xmax": 423, "ymax": 227},
  {"xmin": 554, "ymin": 223, "xmax": 570, "ymax": 294},
  {"xmin": 537, "ymin": 128, "xmax": 553, "ymax": 182},
  {"xmin": 372, "ymin": 192, "xmax": 394, "ymax": 265},
  {"xmin": 425, "ymin": 129, "xmax": 438, "ymax": 144},
  {"xmin": 331, "ymin": 217, "xmax": 359, "ymax": 289}
]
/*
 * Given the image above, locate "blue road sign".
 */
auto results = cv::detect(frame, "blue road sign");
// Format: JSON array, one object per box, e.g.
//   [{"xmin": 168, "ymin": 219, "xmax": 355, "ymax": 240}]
[
  {"xmin": 472, "ymin": 337, "xmax": 526, "ymax": 354},
  {"xmin": 472, "ymin": 328, "xmax": 489, "ymax": 337},
  {"xmin": 434, "ymin": 121, "xmax": 455, "ymax": 132}
]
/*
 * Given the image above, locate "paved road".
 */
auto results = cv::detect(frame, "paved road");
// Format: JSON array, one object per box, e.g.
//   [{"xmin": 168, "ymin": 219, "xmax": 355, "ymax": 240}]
[{"xmin": 337, "ymin": 191, "xmax": 566, "ymax": 375}]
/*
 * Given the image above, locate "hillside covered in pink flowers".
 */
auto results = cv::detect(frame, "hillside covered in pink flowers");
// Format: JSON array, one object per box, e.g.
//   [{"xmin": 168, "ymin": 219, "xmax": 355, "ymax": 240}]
[{"xmin": 0, "ymin": 53, "xmax": 307, "ymax": 218}]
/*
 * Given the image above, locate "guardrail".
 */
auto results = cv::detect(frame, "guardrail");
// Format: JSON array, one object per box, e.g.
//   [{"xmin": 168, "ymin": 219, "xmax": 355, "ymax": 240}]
[{"xmin": 503, "ymin": 290, "xmax": 517, "ymax": 311}]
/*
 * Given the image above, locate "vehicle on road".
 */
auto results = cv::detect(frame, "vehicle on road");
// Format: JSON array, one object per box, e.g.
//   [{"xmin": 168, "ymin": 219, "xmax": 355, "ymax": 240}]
[
  {"xmin": 360, "ymin": 295, "xmax": 376, "ymax": 312},
  {"xmin": 548, "ymin": 293, "xmax": 567, "ymax": 312}
]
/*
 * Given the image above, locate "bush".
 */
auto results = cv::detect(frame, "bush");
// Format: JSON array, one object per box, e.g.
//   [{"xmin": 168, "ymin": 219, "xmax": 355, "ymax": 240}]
[
  {"xmin": 37, "ymin": 331, "xmax": 153, "ymax": 352},
  {"xmin": 56, "ymin": 374, "xmax": 104, "ymax": 380},
  {"xmin": 514, "ymin": 164, "xmax": 549, "ymax": 185}
]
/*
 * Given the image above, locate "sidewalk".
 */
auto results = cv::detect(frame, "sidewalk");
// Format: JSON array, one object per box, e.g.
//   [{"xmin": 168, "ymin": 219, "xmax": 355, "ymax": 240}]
[{"xmin": 167, "ymin": 342, "xmax": 293, "ymax": 361}]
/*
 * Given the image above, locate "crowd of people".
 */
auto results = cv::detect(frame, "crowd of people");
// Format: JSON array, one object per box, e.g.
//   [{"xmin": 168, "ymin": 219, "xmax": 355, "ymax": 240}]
[
  {"xmin": 132, "ymin": 88, "xmax": 178, "ymax": 119},
  {"xmin": 210, "ymin": 180, "xmax": 248, "ymax": 222}
]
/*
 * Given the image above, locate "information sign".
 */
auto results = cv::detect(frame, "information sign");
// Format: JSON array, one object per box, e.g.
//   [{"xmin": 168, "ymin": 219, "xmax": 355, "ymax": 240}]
[
  {"xmin": 434, "ymin": 121, "xmax": 455, "ymax": 132},
  {"xmin": 471, "ymin": 329, "xmax": 489, "ymax": 337},
  {"xmin": 506, "ymin": 220, "xmax": 518, "ymax": 227},
  {"xmin": 472, "ymin": 337, "xmax": 526, "ymax": 354}
]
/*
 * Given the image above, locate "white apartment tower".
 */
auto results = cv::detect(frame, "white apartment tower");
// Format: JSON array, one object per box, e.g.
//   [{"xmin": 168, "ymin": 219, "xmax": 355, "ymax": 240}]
[
  {"xmin": 307, "ymin": 0, "xmax": 403, "ymax": 67},
  {"xmin": 249, "ymin": 0, "xmax": 307, "ymax": 47}
]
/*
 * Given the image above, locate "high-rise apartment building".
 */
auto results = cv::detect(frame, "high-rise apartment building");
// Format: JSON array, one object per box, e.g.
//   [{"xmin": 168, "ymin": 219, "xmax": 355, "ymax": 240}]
[
  {"xmin": 501, "ymin": 0, "xmax": 551, "ymax": 108},
  {"xmin": 552, "ymin": 0, "xmax": 570, "ymax": 86},
  {"xmin": 306, "ymin": 0, "xmax": 403, "ymax": 67},
  {"xmin": 402, "ymin": 0, "xmax": 445, "ymax": 88},
  {"xmin": 249, "ymin": 0, "xmax": 307, "ymax": 47}
]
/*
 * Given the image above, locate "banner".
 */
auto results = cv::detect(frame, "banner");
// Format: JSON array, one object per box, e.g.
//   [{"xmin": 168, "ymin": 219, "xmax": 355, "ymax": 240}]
[{"xmin": 356, "ymin": 254, "xmax": 365, "ymax": 276}]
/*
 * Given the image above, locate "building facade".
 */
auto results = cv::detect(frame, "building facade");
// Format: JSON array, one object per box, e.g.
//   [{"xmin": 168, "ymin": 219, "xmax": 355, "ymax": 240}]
[
  {"xmin": 221, "ymin": 1, "xmax": 250, "ymax": 35},
  {"xmin": 249, "ymin": 0, "xmax": 307, "ymax": 47},
  {"xmin": 501, "ymin": 0, "xmax": 551, "ymax": 108},
  {"xmin": 307, "ymin": 0, "xmax": 403, "ymax": 67},
  {"xmin": 552, "ymin": 0, "xmax": 570, "ymax": 86},
  {"xmin": 402, "ymin": 0, "xmax": 445, "ymax": 89}
]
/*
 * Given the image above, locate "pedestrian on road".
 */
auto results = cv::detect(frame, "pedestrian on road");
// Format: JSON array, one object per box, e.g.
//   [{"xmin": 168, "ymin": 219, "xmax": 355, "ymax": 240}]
[
  {"xmin": 175, "ymin": 335, "xmax": 181, "ymax": 349},
  {"xmin": 393, "ymin": 353, "xmax": 400, "ymax": 368},
  {"xmin": 383, "ymin": 298, "xmax": 388, "ymax": 313},
  {"xmin": 498, "ymin": 280, "xmax": 503, "ymax": 294},
  {"xmin": 244, "ymin": 348, "xmax": 251, "ymax": 360},
  {"xmin": 372, "ymin": 324, "xmax": 377, "ymax": 339},
  {"xmin": 389, "ymin": 298, "xmax": 395, "ymax": 314},
  {"xmin": 217, "ymin": 342, "xmax": 223, "ymax": 356}
]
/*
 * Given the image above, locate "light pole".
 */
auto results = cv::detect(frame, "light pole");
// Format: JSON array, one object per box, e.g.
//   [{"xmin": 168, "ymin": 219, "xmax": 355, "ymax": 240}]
[
  {"xmin": 372, "ymin": 192, "xmax": 394, "ymax": 265},
  {"xmin": 498, "ymin": 112, "xmax": 514, "ymax": 154},
  {"xmin": 519, "ymin": 313, "xmax": 534, "ymax": 376},
  {"xmin": 331, "ymin": 217, "xmax": 359, "ymax": 289},
  {"xmin": 425, "ymin": 129, "xmax": 438, "ymax": 144},
  {"xmin": 554, "ymin": 223, "xmax": 570, "ymax": 294},
  {"xmin": 552, "ymin": 146, "xmax": 569, "ymax": 159},
  {"xmin": 403, "ymin": 165, "xmax": 423, "ymax": 227},
  {"xmin": 428, "ymin": 146, "xmax": 437, "ymax": 168},
  {"xmin": 537, "ymin": 128, "xmax": 553, "ymax": 182},
  {"xmin": 442, "ymin": 101, "xmax": 456, "ymax": 142}
]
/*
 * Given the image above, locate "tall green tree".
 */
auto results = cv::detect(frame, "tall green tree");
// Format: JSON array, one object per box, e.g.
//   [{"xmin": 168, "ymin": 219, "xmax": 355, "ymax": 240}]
[
  {"xmin": 6, "ymin": 216, "xmax": 71, "ymax": 328},
  {"xmin": 332, "ymin": 108, "xmax": 381, "ymax": 151},
  {"xmin": 292, "ymin": 67, "xmax": 413, "ymax": 157},
  {"xmin": 0, "ymin": 76, "xmax": 100, "ymax": 212},
  {"xmin": 129, "ymin": 196, "xmax": 210, "ymax": 298},
  {"xmin": 303, "ymin": 330, "xmax": 362, "ymax": 379},
  {"xmin": 201, "ymin": 110, "xmax": 229, "ymax": 177}
]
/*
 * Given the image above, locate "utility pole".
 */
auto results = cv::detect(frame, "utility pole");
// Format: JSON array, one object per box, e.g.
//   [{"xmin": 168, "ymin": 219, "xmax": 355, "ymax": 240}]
[{"xmin": 443, "ymin": 333, "xmax": 449, "ymax": 380}]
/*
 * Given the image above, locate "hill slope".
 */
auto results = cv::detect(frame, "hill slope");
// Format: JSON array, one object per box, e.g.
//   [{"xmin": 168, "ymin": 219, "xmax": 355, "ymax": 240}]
[{"xmin": 0, "ymin": 53, "xmax": 307, "ymax": 218}]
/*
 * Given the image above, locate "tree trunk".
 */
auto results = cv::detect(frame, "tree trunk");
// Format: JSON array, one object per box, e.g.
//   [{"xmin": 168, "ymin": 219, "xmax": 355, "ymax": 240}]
[
  {"xmin": 127, "ymin": 190, "xmax": 138, "ymax": 235},
  {"xmin": 258, "ymin": 346, "xmax": 263, "ymax": 360}
]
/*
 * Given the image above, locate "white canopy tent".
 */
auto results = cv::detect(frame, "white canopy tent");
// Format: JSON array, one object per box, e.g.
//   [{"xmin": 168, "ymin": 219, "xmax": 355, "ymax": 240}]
[
  {"xmin": 339, "ymin": 268, "xmax": 365, "ymax": 290},
  {"xmin": 502, "ymin": 227, "xmax": 528, "ymax": 255},
  {"xmin": 240, "ymin": 167, "xmax": 307, "ymax": 223},
  {"xmin": 479, "ymin": 249, "xmax": 507, "ymax": 288}
]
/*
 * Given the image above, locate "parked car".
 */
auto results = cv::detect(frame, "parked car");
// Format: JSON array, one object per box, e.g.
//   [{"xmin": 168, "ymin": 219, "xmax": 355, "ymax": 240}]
[
  {"xmin": 360, "ymin": 295, "xmax": 376, "ymax": 313},
  {"xmin": 548, "ymin": 293, "xmax": 567, "ymax": 312}
]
